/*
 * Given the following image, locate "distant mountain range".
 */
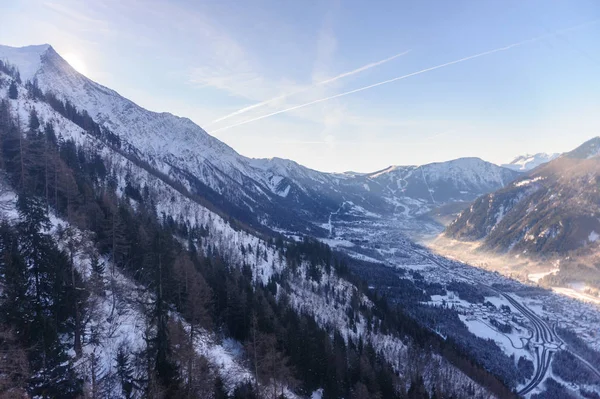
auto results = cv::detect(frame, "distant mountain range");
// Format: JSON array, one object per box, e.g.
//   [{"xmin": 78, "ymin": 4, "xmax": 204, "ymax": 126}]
[
  {"xmin": 502, "ymin": 152, "xmax": 560, "ymax": 172},
  {"xmin": 447, "ymin": 137, "xmax": 600, "ymax": 257}
]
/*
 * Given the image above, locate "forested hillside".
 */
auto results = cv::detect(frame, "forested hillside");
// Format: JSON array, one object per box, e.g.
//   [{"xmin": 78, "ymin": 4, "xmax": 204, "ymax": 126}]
[
  {"xmin": 0, "ymin": 59, "xmax": 519, "ymax": 398},
  {"xmin": 445, "ymin": 137, "xmax": 600, "ymax": 291}
]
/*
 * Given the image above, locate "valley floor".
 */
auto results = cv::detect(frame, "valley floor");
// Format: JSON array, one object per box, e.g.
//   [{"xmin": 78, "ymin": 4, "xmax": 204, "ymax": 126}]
[
  {"xmin": 312, "ymin": 209, "xmax": 600, "ymax": 397},
  {"xmin": 428, "ymin": 235, "xmax": 600, "ymax": 306}
]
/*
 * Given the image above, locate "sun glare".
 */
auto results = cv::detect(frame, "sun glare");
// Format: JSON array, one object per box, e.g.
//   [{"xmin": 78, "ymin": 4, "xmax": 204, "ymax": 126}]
[{"xmin": 63, "ymin": 52, "xmax": 88, "ymax": 76}]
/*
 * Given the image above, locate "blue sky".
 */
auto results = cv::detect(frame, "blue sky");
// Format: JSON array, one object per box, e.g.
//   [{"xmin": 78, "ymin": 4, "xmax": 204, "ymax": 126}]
[{"xmin": 1, "ymin": 0, "xmax": 600, "ymax": 172}]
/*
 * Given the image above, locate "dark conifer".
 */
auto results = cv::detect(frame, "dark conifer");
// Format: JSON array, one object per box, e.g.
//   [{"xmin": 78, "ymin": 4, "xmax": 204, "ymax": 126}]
[{"xmin": 8, "ymin": 81, "xmax": 18, "ymax": 99}]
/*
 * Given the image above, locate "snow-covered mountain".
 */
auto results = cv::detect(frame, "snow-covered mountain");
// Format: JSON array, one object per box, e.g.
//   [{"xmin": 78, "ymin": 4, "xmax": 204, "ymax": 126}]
[
  {"xmin": 502, "ymin": 152, "xmax": 559, "ymax": 172},
  {"xmin": 0, "ymin": 44, "xmax": 518, "ymax": 239},
  {"xmin": 0, "ymin": 45, "xmax": 518, "ymax": 399},
  {"xmin": 447, "ymin": 137, "xmax": 600, "ymax": 257},
  {"xmin": 365, "ymin": 157, "xmax": 519, "ymax": 205},
  {"xmin": 4, "ymin": 43, "xmax": 600, "ymax": 399}
]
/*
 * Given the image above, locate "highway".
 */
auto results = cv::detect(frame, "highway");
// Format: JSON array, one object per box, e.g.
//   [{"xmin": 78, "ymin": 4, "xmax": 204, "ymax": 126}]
[
  {"xmin": 409, "ymin": 248, "xmax": 600, "ymax": 396},
  {"xmin": 409, "ymin": 248, "xmax": 561, "ymax": 396},
  {"xmin": 500, "ymin": 293, "xmax": 560, "ymax": 396},
  {"xmin": 406, "ymin": 247, "xmax": 600, "ymax": 396}
]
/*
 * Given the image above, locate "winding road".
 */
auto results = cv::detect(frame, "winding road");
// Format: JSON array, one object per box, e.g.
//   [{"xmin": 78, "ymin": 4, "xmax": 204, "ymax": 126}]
[{"xmin": 500, "ymin": 293, "xmax": 561, "ymax": 396}]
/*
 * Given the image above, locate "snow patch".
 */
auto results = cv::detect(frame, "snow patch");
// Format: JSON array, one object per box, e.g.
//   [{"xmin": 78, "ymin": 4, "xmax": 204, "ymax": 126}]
[{"xmin": 514, "ymin": 176, "xmax": 545, "ymax": 187}]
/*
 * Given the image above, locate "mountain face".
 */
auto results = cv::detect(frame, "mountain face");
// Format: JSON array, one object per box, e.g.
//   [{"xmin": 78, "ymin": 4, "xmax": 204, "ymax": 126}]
[
  {"xmin": 502, "ymin": 152, "xmax": 559, "ymax": 172},
  {"xmin": 364, "ymin": 157, "xmax": 519, "ymax": 206},
  {"xmin": 0, "ymin": 44, "xmax": 518, "ymax": 239},
  {"xmin": 4, "ymin": 43, "xmax": 600, "ymax": 399},
  {"xmin": 0, "ymin": 43, "xmax": 530, "ymax": 399},
  {"xmin": 446, "ymin": 137, "xmax": 600, "ymax": 256}
]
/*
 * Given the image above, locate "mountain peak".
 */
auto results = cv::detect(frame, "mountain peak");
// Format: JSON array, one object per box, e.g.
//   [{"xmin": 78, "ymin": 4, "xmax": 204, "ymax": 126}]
[
  {"xmin": 435, "ymin": 156, "xmax": 488, "ymax": 166},
  {"xmin": 502, "ymin": 152, "xmax": 559, "ymax": 172},
  {"xmin": 0, "ymin": 43, "xmax": 54, "ymax": 81}
]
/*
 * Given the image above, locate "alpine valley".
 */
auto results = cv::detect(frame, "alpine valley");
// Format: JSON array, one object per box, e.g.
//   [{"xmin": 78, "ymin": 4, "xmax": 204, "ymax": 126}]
[{"xmin": 0, "ymin": 43, "xmax": 599, "ymax": 399}]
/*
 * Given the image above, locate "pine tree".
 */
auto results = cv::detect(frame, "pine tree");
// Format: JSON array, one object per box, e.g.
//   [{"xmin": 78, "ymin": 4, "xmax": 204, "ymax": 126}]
[
  {"xmin": 25, "ymin": 122, "xmax": 46, "ymax": 201},
  {"xmin": 214, "ymin": 376, "xmax": 228, "ymax": 399},
  {"xmin": 8, "ymin": 80, "xmax": 18, "ymax": 99},
  {"xmin": 16, "ymin": 193, "xmax": 83, "ymax": 397},
  {"xmin": 0, "ymin": 222, "xmax": 31, "ymax": 333},
  {"xmin": 143, "ymin": 229, "xmax": 179, "ymax": 394},
  {"xmin": 28, "ymin": 109, "xmax": 40, "ymax": 131},
  {"xmin": 42, "ymin": 122, "xmax": 57, "ymax": 209},
  {"xmin": 90, "ymin": 252, "xmax": 105, "ymax": 279},
  {"xmin": 350, "ymin": 382, "xmax": 370, "ymax": 399},
  {"xmin": 60, "ymin": 220, "xmax": 88, "ymax": 358},
  {"xmin": 101, "ymin": 195, "xmax": 128, "ymax": 274},
  {"xmin": 0, "ymin": 113, "xmax": 28, "ymax": 190},
  {"xmin": 116, "ymin": 346, "xmax": 135, "ymax": 399},
  {"xmin": 407, "ymin": 376, "xmax": 429, "ymax": 399}
]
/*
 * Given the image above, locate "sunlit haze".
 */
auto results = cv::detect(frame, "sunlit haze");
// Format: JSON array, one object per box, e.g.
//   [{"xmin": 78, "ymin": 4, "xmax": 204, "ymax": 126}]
[{"xmin": 63, "ymin": 52, "xmax": 88, "ymax": 75}]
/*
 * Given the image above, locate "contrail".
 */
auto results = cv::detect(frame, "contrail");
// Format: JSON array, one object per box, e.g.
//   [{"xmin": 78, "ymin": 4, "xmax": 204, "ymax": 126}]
[
  {"xmin": 210, "ymin": 20, "xmax": 599, "ymax": 134},
  {"xmin": 208, "ymin": 50, "xmax": 411, "ymax": 125}
]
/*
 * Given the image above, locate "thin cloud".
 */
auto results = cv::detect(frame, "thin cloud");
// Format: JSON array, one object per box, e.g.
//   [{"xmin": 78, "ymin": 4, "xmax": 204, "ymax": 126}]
[
  {"xmin": 209, "ymin": 50, "xmax": 411, "ymax": 125},
  {"xmin": 274, "ymin": 140, "xmax": 332, "ymax": 145},
  {"xmin": 412, "ymin": 129, "xmax": 456, "ymax": 145},
  {"xmin": 210, "ymin": 20, "xmax": 599, "ymax": 134},
  {"xmin": 43, "ymin": 1, "xmax": 111, "ymax": 31}
]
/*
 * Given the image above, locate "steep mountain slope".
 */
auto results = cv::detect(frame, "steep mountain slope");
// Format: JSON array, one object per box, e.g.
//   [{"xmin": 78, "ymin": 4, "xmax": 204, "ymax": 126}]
[
  {"xmin": 502, "ymin": 153, "xmax": 560, "ymax": 172},
  {"xmin": 446, "ymin": 137, "xmax": 600, "ymax": 258},
  {"xmin": 0, "ymin": 50, "xmax": 518, "ymax": 399},
  {"xmin": 0, "ymin": 44, "xmax": 518, "ymax": 239}
]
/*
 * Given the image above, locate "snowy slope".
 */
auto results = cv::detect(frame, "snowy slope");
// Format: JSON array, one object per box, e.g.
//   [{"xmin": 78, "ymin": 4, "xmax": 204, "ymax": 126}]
[
  {"xmin": 0, "ymin": 44, "xmax": 50, "ymax": 81},
  {"xmin": 502, "ymin": 152, "xmax": 559, "ymax": 172},
  {"xmin": 0, "ymin": 178, "xmax": 277, "ymax": 396},
  {"xmin": 0, "ymin": 54, "xmax": 504, "ymax": 399},
  {"xmin": 367, "ymin": 157, "xmax": 520, "ymax": 204},
  {"xmin": 447, "ymin": 137, "xmax": 600, "ymax": 255}
]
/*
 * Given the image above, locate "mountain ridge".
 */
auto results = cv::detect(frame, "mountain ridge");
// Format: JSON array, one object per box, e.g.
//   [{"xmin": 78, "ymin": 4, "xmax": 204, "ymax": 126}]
[
  {"xmin": 446, "ymin": 136, "xmax": 600, "ymax": 259},
  {"xmin": 0, "ymin": 44, "xmax": 514, "ymax": 174},
  {"xmin": 0, "ymin": 43, "xmax": 521, "ymax": 238}
]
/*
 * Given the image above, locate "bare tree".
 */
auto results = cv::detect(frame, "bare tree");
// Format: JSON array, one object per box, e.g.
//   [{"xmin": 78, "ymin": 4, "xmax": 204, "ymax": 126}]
[
  {"xmin": 173, "ymin": 252, "xmax": 212, "ymax": 396},
  {"xmin": 246, "ymin": 318, "xmax": 294, "ymax": 399},
  {"xmin": 169, "ymin": 320, "xmax": 215, "ymax": 398},
  {"xmin": 84, "ymin": 348, "xmax": 110, "ymax": 399},
  {"xmin": 59, "ymin": 220, "xmax": 91, "ymax": 359}
]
